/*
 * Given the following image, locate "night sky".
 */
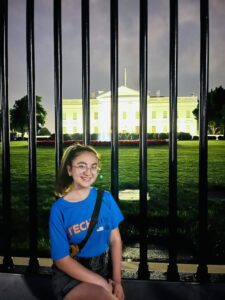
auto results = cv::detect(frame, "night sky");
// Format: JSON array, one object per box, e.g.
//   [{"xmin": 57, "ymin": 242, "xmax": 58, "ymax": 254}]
[{"xmin": 7, "ymin": 0, "xmax": 225, "ymax": 132}]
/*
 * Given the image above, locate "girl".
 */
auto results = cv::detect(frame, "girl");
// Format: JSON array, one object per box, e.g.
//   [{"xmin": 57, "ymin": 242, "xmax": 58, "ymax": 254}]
[{"xmin": 49, "ymin": 144, "xmax": 125, "ymax": 300}]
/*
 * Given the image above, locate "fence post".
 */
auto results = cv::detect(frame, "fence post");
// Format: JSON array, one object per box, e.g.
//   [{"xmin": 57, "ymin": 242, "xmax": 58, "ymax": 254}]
[
  {"xmin": 54, "ymin": 0, "xmax": 63, "ymax": 172},
  {"xmin": 138, "ymin": 0, "xmax": 150, "ymax": 280},
  {"xmin": 110, "ymin": 0, "xmax": 119, "ymax": 199},
  {"xmin": 167, "ymin": 0, "xmax": 179, "ymax": 281},
  {"xmin": 82, "ymin": 0, "xmax": 90, "ymax": 145},
  {"xmin": 0, "ymin": 0, "xmax": 14, "ymax": 272},
  {"xmin": 26, "ymin": 0, "xmax": 39, "ymax": 273},
  {"xmin": 196, "ymin": 0, "xmax": 209, "ymax": 283}
]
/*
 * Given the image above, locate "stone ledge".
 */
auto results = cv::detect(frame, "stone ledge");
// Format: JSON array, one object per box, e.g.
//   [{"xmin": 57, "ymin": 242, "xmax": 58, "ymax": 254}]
[{"xmin": 0, "ymin": 273, "xmax": 225, "ymax": 300}]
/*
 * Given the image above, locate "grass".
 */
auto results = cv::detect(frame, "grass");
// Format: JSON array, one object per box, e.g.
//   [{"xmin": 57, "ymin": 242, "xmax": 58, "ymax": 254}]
[{"xmin": 0, "ymin": 140, "xmax": 225, "ymax": 262}]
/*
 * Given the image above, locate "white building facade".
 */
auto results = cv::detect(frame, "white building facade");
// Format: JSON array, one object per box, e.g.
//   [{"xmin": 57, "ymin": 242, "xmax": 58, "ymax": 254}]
[{"xmin": 63, "ymin": 86, "xmax": 198, "ymax": 140}]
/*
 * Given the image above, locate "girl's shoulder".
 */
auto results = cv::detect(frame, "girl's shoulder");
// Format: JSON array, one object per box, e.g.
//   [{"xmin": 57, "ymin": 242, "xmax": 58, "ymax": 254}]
[
  {"xmin": 91, "ymin": 187, "xmax": 112, "ymax": 205},
  {"xmin": 99, "ymin": 189, "xmax": 117, "ymax": 208},
  {"xmin": 50, "ymin": 197, "xmax": 68, "ymax": 212},
  {"xmin": 93, "ymin": 187, "xmax": 111, "ymax": 199}
]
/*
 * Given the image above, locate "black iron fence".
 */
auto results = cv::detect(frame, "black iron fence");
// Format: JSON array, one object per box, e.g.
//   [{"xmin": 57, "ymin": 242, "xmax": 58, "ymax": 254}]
[{"xmin": 0, "ymin": 0, "xmax": 213, "ymax": 282}]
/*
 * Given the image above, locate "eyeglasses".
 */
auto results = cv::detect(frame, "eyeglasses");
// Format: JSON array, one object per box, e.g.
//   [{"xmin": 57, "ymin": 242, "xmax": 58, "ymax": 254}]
[{"xmin": 72, "ymin": 164, "xmax": 100, "ymax": 174}]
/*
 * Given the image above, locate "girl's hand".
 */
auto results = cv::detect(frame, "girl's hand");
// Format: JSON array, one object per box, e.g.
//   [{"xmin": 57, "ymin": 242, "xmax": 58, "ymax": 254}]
[
  {"xmin": 101, "ymin": 278, "xmax": 114, "ymax": 293},
  {"xmin": 111, "ymin": 281, "xmax": 125, "ymax": 300}
]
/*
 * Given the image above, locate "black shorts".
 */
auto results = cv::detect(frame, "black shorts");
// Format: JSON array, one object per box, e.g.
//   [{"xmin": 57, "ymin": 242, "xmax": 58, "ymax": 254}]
[{"xmin": 52, "ymin": 251, "xmax": 111, "ymax": 300}]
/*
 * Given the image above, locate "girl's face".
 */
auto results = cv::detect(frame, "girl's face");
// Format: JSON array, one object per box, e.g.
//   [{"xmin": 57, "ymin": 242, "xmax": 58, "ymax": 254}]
[{"xmin": 67, "ymin": 151, "xmax": 99, "ymax": 189}]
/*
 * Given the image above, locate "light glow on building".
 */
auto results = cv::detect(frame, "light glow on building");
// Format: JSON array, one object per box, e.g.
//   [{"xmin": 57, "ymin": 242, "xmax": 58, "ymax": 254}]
[{"xmin": 63, "ymin": 86, "xmax": 198, "ymax": 140}]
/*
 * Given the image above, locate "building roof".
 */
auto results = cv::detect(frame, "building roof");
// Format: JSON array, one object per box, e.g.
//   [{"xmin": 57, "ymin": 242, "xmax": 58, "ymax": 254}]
[
  {"xmin": 63, "ymin": 86, "xmax": 197, "ymax": 104},
  {"xmin": 97, "ymin": 85, "xmax": 140, "ymax": 99}
]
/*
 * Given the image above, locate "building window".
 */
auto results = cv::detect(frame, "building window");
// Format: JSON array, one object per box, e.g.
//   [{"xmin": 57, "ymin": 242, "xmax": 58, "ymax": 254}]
[
  {"xmin": 163, "ymin": 126, "xmax": 168, "ymax": 132},
  {"xmin": 122, "ymin": 112, "xmax": 127, "ymax": 119},
  {"xmin": 73, "ymin": 112, "xmax": 77, "ymax": 120},
  {"xmin": 152, "ymin": 126, "xmax": 156, "ymax": 133},
  {"xmin": 152, "ymin": 111, "xmax": 156, "ymax": 119},
  {"xmin": 135, "ymin": 111, "xmax": 139, "ymax": 119},
  {"xmin": 94, "ymin": 112, "xmax": 98, "ymax": 120},
  {"xmin": 94, "ymin": 126, "xmax": 98, "ymax": 133},
  {"xmin": 63, "ymin": 127, "xmax": 67, "ymax": 133},
  {"xmin": 135, "ymin": 125, "xmax": 139, "ymax": 134},
  {"xmin": 63, "ymin": 112, "xmax": 66, "ymax": 120},
  {"xmin": 73, "ymin": 126, "xmax": 77, "ymax": 133},
  {"xmin": 186, "ymin": 111, "xmax": 191, "ymax": 118},
  {"xmin": 163, "ymin": 111, "xmax": 167, "ymax": 119}
]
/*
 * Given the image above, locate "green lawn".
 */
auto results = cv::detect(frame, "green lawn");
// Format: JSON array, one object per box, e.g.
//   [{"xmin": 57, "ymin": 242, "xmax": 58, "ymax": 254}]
[{"xmin": 0, "ymin": 140, "xmax": 225, "ymax": 262}]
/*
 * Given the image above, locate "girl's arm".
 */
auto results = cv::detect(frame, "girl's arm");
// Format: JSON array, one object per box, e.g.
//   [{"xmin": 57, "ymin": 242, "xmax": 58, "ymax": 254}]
[
  {"xmin": 54, "ymin": 256, "xmax": 112, "ymax": 292},
  {"xmin": 110, "ymin": 228, "xmax": 125, "ymax": 299}
]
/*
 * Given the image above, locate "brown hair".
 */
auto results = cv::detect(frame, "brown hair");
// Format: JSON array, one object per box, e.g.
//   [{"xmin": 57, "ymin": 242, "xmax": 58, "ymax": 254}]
[{"xmin": 54, "ymin": 143, "xmax": 100, "ymax": 197}]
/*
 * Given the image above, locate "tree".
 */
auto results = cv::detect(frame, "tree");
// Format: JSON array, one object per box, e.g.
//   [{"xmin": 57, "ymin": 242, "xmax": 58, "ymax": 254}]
[
  {"xmin": 192, "ymin": 86, "xmax": 225, "ymax": 137},
  {"xmin": 10, "ymin": 95, "xmax": 47, "ymax": 139}
]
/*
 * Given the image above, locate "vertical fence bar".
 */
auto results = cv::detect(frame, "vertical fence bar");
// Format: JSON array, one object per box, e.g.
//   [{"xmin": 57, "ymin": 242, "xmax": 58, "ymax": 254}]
[
  {"xmin": 81, "ymin": 0, "xmax": 90, "ymax": 145},
  {"xmin": 26, "ymin": 0, "xmax": 39, "ymax": 272},
  {"xmin": 110, "ymin": 0, "xmax": 119, "ymax": 199},
  {"xmin": 0, "ymin": 0, "xmax": 14, "ymax": 272},
  {"xmin": 54, "ymin": 0, "xmax": 63, "ymax": 172},
  {"xmin": 138, "ymin": 0, "xmax": 149, "ymax": 280},
  {"xmin": 167, "ymin": 0, "xmax": 179, "ymax": 281},
  {"xmin": 196, "ymin": 0, "xmax": 209, "ymax": 283}
]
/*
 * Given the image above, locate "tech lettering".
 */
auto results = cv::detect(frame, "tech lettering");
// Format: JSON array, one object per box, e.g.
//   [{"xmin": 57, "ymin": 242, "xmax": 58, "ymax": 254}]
[{"xmin": 68, "ymin": 220, "xmax": 90, "ymax": 236}]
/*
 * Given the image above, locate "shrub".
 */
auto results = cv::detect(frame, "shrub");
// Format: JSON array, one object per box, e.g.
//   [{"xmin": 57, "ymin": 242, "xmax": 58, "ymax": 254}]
[
  {"xmin": 147, "ymin": 133, "xmax": 154, "ymax": 139},
  {"xmin": 153, "ymin": 133, "xmax": 159, "ymax": 139},
  {"xmin": 118, "ymin": 133, "xmax": 131, "ymax": 140},
  {"xmin": 10, "ymin": 132, "xmax": 17, "ymax": 141},
  {"xmin": 38, "ymin": 127, "xmax": 51, "ymax": 136},
  {"xmin": 37, "ymin": 139, "xmax": 168, "ymax": 147},
  {"xmin": 218, "ymin": 135, "xmax": 224, "ymax": 140},
  {"xmin": 71, "ymin": 133, "xmax": 83, "ymax": 140},
  {"xmin": 49, "ymin": 133, "xmax": 55, "ymax": 140},
  {"xmin": 130, "ymin": 133, "xmax": 139, "ymax": 140},
  {"xmin": 208, "ymin": 135, "xmax": 217, "ymax": 140},
  {"xmin": 178, "ymin": 132, "xmax": 192, "ymax": 140},
  {"xmin": 90, "ymin": 133, "xmax": 98, "ymax": 140},
  {"xmin": 192, "ymin": 135, "xmax": 199, "ymax": 140},
  {"xmin": 63, "ymin": 133, "xmax": 72, "ymax": 140},
  {"xmin": 158, "ymin": 132, "xmax": 168, "ymax": 140}
]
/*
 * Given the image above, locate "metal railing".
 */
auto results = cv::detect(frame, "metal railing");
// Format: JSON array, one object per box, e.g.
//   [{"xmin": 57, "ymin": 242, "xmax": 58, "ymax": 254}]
[{"xmin": 0, "ymin": 0, "xmax": 210, "ymax": 282}]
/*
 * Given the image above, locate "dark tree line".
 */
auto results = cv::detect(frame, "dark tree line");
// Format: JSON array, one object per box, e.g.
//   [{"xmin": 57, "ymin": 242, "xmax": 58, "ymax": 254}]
[
  {"xmin": 10, "ymin": 95, "xmax": 47, "ymax": 139},
  {"xmin": 193, "ymin": 86, "xmax": 225, "ymax": 137}
]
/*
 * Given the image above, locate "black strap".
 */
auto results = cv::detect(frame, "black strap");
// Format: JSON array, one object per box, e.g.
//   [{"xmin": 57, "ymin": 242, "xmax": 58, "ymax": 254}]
[{"xmin": 78, "ymin": 189, "xmax": 104, "ymax": 251}]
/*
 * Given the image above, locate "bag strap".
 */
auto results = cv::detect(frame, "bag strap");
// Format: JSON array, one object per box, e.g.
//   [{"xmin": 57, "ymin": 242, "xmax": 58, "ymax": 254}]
[{"xmin": 78, "ymin": 189, "xmax": 104, "ymax": 251}]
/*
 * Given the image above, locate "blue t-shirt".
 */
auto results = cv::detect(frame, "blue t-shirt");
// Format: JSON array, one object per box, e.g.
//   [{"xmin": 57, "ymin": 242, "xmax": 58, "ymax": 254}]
[{"xmin": 49, "ymin": 187, "xmax": 124, "ymax": 261}]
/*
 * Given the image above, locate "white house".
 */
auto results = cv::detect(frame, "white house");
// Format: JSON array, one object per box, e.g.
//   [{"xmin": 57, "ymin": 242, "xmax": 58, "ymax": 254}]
[{"xmin": 62, "ymin": 86, "xmax": 198, "ymax": 140}]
